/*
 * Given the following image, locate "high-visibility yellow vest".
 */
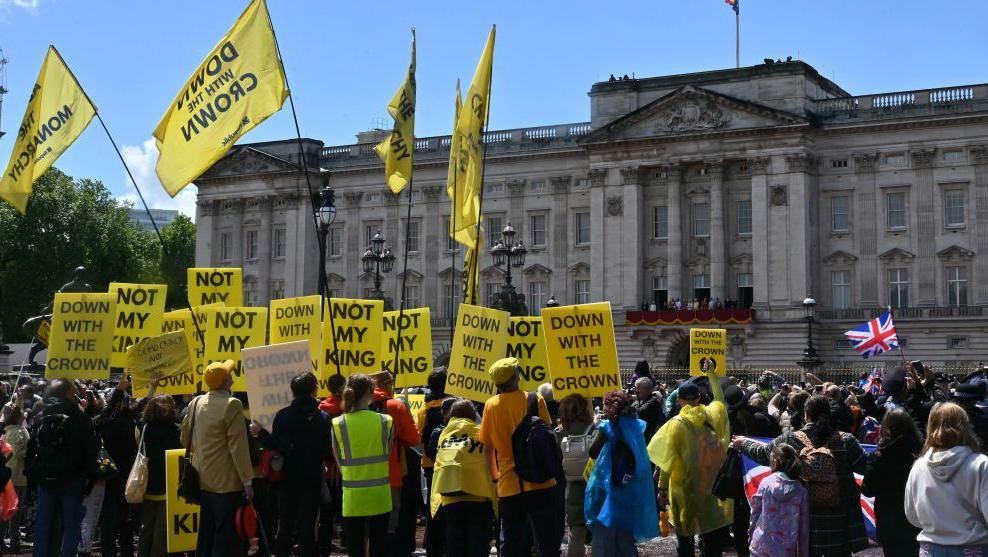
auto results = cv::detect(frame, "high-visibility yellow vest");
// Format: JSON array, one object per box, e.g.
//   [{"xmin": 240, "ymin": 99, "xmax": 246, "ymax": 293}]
[{"xmin": 331, "ymin": 410, "xmax": 394, "ymax": 517}]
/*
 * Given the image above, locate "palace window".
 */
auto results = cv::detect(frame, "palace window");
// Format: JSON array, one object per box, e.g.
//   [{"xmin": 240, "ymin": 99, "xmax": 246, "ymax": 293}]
[
  {"xmin": 328, "ymin": 228, "xmax": 342, "ymax": 257},
  {"xmin": 530, "ymin": 180, "xmax": 546, "ymax": 192},
  {"xmin": 692, "ymin": 203, "xmax": 710, "ymax": 237},
  {"xmin": 442, "ymin": 284, "xmax": 461, "ymax": 319},
  {"xmin": 831, "ymin": 196, "xmax": 850, "ymax": 232},
  {"xmin": 737, "ymin": 273, "xmax": 753, "ymax": 308},
  {"xmin": 945, "ymin": 189, "xmax": 966, "ymax": 227},
  {"xmin": 693, "ymin": 274, "xmax": 710, "ymax": 302},
  {"xmin": 888, "ymin": 268, "xmax": 909, "ymax": 308},
  {"xmin": 652, "ymin": 276, "xmax": 668, "ymax": 308},
  {"xmin": 274, "ymin": 228, "xmax": 287, "ymax": 258},
  {"xmin": 653, "ymin": 206, "xmax": 668, "ymax": 239},
  {"xmin": 885, "ymin": 192, "xmax": 907, "ymax": 230},
  {"xmin": 270, "ymin": 280, "xmax": 285, "ymax": 301},
  {"xmin": 443, "ymin": 217, "xmax": 459, "ymax": 252},
  {"xmin": 529, "ymin": 281, "xmax": 547, "ymax": 316},
  {"xmin": 403, "ymin": 285, "xmax": 420, "ymax": 308},
  {"xmin": 487, "ymin": 216, "xmax": 503, "ymax": 248},
  {"xmin": 881, "ymin": 153, "xmax": 906, "ymax": 167},
  {"xmin": 246, "ymin": 230, "xmax": 258, "ymax": 260},
  {"xmin": 947, "ymin": 266, "xmax": 968, "ymax": 307},
  {"xmin": 530, "ymin": 214, "xmax": 547, "ymax": 247},
  {"xmin": 831, "ymin": 270, "xmax": 851, "ymax": 309},
  {"xmin": 575, "ymin": 212, "xmax": 591, "ymax": 245},
  {"xmin": 220, "ymin": 232, "xmax": 232, "ymax": 262},
  {"xmin": 736, "ymin": 199, "xmax": 752, "ymax": 235},
  {"xmin": 405, "ymin": 220, "xmax": 420, "ymax": 253},
  {"xmin": 575, "ymin": 279, "xmax": 591, "ymax": 304}
]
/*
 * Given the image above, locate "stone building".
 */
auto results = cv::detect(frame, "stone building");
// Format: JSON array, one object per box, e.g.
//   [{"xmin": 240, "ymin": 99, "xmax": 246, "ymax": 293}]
[{"xmin": 194, "ymin": 61, "xmax": 988, "ymax": 372}]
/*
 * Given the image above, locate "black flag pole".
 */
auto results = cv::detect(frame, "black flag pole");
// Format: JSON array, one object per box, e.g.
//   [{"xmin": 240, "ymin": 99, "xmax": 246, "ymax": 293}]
[
  {"xmin": 266, "ymin": 9, "xmax": 343, "ymax": 378},
  {"xmin": 394, "ymin": 180, "xmax": 414, "ymax": 373}
]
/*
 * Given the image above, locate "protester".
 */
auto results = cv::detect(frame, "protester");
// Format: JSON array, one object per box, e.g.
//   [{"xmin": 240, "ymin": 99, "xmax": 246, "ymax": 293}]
[
  {"xmin": 26, "ymin": 379, "xmax": 101, "ymax": 557},
  {"xmin": 883, "ymin": 366, "xmax": 936, "ymax": 432},
  {"xmin": 539, "ymin": 383, "xmax": 560, "ymax": 423},
  {"xmin": 631, "ymin": 377, "xmax": 665, "ymax": 442},
  {"xmin": 429, "ymin": 400, "xmax": 497, "ymax": 557},
  {"xmin": 137, "ymin": 394, "xmax": 182, "ymax": 557},
  {"xmin": 734, "ymin": 394, "xmax": 869, "ymax": 557},
  {"xmin": 860, "ymin": 407, "xmax": 923, "ymax": 556},
  {"xmin": 478, "ymin": 357, "xmax": 563, "ymax": 557},
  {"xmin": 905, "ymin": 402, "xmax": 988, "ymax": 555},
  {"xmin": 629, "ymin": 360, "xmax": 654, "ymax": 389},
  {"xmin": 255, "ymin": 372, "xmax": 331, "ymax": 557},
  {"xmin": 181, "ymin": 360, "xmax": 254, "ymax": 557},
  {"xmin": 2, "ymin": 402, "xmax": 29, "ymax": 554},
  {"xmin": 950, "ymin": 381, "xmax": 988, "ymax": 450},
  {"xmin": 418, "ymin": 369, "xmax": 450, "ymax": 557},
  {"xmin": 369, "ymin": 371, "xmax": 420, "ymax": 557},
  {"xmin": 747, "ymin": 444, "xmax": 809, "ymax": 557},
  {"xmin": 318, "ymin": 372, "xmax": 347, "ymax": 555},
  {"xmin": 331, "ymin": 374, "xmax": 394, "ymax": 557},
  {"xmin": 555, "ymin": 394, "xmax": 595, "ymax": 557},
  {"xmin": 648, "ymin": 374, "xmax": 731, "ymax": 557},
  {"xmin": 585, "ymin": 390, "xmax": 658, "ymax": 556}
]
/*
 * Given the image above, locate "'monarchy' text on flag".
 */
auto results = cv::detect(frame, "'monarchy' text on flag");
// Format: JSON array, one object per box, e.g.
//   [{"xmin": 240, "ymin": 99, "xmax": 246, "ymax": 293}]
[
  {"xmin": 153, "ymin": 0, "xmax": 287, "ymax": 196},
  {"xmin": 0, "ymin": 46, "xmax": 95, "ymax": 214},
  {"xmin": 844, "ymin": 310, "xmax": 899, "ymax": 359},
  {"xmin": 374, "ymin": 30, "xmax": 416, "ymax": 194}
]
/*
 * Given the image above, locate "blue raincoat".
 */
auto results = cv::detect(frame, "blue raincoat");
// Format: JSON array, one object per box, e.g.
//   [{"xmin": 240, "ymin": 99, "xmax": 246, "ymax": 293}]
[{"xmin": 584, "ymin": 416, "xmax": 659, "ymax": 542}]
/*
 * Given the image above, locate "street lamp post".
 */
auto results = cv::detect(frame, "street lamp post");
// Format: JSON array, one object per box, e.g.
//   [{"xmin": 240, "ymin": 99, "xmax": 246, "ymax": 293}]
[
  {"xmin": 797, "ymin": 296, "xmax": 823, "ymax": 380},
  {"xmin": 361, "ymin": 231, "xmax": 395, "ymax": 302},
  {"xmin": 314, "ymin": 175, "xmax": 337, "ymax": 298},
  {"xmin": 489, "ymin": 224, "xmax": 529, "ymax": 316}
]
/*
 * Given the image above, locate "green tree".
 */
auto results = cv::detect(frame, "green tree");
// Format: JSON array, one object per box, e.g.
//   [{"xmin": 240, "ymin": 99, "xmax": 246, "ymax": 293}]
[
  {"xmin": 0, "ymin": 168, "xmax": 193, "ymax": 343},
  {"xmin": 160, "ymin": 214, "xmax": 197, "ymax": 310}
]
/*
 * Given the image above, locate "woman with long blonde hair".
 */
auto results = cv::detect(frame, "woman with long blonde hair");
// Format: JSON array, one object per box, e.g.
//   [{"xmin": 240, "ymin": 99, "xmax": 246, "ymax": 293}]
[{"xmin": 905, "ymin": 402, "xmax": 988, "ymax": 556}]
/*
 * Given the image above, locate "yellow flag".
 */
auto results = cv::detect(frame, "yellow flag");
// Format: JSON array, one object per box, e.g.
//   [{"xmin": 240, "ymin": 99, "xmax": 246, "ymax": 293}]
[
  {"xmin": 374, "ymin": 30, "xmax": 416, "ymax": 194},
  {"xmin": 446, "ymin": 80, "xmax": 466, "ymax": 242},
  {"xmin": 462, "ymin": 244, "xmax": 479, "ymax": 306},
  {"xmin": 0, "ymin": 47, "xmax": 95, "ymax": 214},
  {"xmin": 450, "ymin": 26, "xmax": 495, "ymax": 249},
  {"xmin": 153, "ymin": 0, "xmax": 287, "ymax": 196}
]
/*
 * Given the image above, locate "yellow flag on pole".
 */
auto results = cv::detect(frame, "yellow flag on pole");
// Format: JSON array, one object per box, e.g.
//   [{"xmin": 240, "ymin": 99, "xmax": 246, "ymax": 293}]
[
  {"xmin": 374, "ymin": 30, "xmax": 416, "ymax": 194},
  {"xmin": 446, "ymin": 80, "xmax": 466, "ymax": 242},
  {"xmin": 0, "ymin": 46, "xmax": 95, "ymax": 214},
  {"xmin": 462, "ymin": 244, "xmax": 479, "ymax": 306},
  {"xmin": 449, "ymin": 26, "xmax": 495, "ymax": 250},
  {"xmin": 153, "ymin": 0, "xmax": 287, "ymax": 197}
]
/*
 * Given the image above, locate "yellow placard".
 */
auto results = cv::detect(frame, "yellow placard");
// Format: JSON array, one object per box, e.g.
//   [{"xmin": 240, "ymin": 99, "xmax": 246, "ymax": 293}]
[
  {"xmin": 319, "ymin": 298, "xmax": 383, "ymax": 378},
  {"xmin": 203, "ymin": 307, "xmax": 268, "ymax": 392},
  {"xmin": 45, "ymin": 293, "xmax": 116, "ymax": 380},
  {"xmin": 128, "ymin": 331, "xmax": 195, "ymax": 398},
  {"xmin": 506, "ymin": 317, "xmax": 550, "ymax": 392},
  {"xmin": 165, "ymin": 448, "xmax": 199, "ymax": 552},
  {"xmin": 109, "ymin": 283, "xmax": 167, "ymax": 368},
  {"xmin": 270, "ymin": 295, "xmax": 321, "ymax": 372},
  {"xmin": 153, "ymin": 0, "xmax": 287, "ymax": 196},
  {"xmin": 160, "ymin": 309, "xmax": 200, "ymax": 392},
  {"xmin": 689, "ymin": 328, "xmax": 727, "ymax": 377},
  {"xmin": 542, "ymin": 302, "xmax": 622, "ymax": 399},
  {"xmin": 243, "ymin": 340, "xmax": 312, "ymax": 429},
  {"xmin": 445, "ymin": 304, "xmax": 509, "ymax": 403},
  {"xmin": 37, "ymin": 319, "xmax": 51, "ymax": 346},
  {"xmin": 186, "ymin": 268, "xmax": 242, "ymax": 307},
  {"xmin": 381, "ymin": 308, "xmax": 433, "ymax": 389},
  {"xmin": 398, "ymin": 393, "xmax": 426, "ymax": 416}
]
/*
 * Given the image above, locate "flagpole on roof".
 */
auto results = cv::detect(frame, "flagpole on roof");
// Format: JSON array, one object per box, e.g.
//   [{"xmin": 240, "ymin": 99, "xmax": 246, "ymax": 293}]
[{"xmin": 735, "ymin": 2, "xmax": 740, "ymax": 68}]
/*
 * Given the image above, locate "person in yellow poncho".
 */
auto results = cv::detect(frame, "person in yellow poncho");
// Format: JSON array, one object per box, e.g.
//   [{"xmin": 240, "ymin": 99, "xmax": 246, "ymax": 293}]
[
  {"xmin": 647, "ymin": 370, "xmax": 732, "ymax": 557},
  {"xmin": 430, "ymin": 400, "xmax": 497, "ymax": 557}
]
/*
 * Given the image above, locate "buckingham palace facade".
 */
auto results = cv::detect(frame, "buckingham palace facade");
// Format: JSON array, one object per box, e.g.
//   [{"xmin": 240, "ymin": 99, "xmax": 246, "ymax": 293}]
[{"xmin": 193, "ymin": 61, "xmax": 988, "ymax": 371}]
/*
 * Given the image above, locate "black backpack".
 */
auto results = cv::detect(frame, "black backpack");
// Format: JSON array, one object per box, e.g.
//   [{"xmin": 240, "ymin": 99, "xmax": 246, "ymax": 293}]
[
  {"xmin": 31, "ymin": 413, "xmax": 75, "ymax": 483},
  {"xmin": 511, "ymin": 393, "xmax": 562, "ymax": 486}
]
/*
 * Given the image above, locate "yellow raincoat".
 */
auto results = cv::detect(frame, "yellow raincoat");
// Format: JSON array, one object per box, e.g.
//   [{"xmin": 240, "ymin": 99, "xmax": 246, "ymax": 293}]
[
  {"xmin": 647, "ymin": 372, "xmax": 732, "ymax": 536},
  {"xmin": 429, "ymin": 417, "xmax": 497, "ymax": 518}
]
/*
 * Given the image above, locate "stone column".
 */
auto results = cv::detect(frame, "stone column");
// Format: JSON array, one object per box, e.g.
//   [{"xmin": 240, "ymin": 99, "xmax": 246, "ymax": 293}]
[
  {"xmin": 423, "ymin": 186, "xmax": 442, "ymax": 313},
  {"xmin": 588, "ymin": 169, "xmax": 607, "ymax": 302},
  {"xmin": 786, "ymin": 154, "xmax": 813, "ymax": 304},
  {"xmin": 708, "ymin": 161, "xmax": 727, "ymax": 301},
  {"xmin": 854, "ymin": 153, "xmax": 879, "ymax": 305},
  {"xmin": 620, "ymin": 167, "xmax": 644, "ymax": 309},
  {"xmin": 195, "ymin": 200, "xmax": 216, "ymax": 266},
  {"xmin": 283, "ymin": 195, "xmax": 302, "ymax": 298},
  {"xmin": 666, "ymin": 164, "xmax": 684, "ymax": 302},
  {"xmin": 749, "ymin": 157, "xmax": 770, "ymax": 308},
  {"xmin": 912, "ymin": 149, "xmax": 937, "ymax": 306},
  {"xmin": 506, "ymin": 180, "xmax": 526, "ymax": 236},
  {"xmin": 972, "ymin": 146, "xmax": 988, "ymax": 305},
  {"xmin": 258, "ymin": 197, "xmax": 273, "ymax": 305},
  {"xmin": 550, "ymin": 176, "xmax": 571, "ymax": 302},
  {"xmin": 343, "ymin": 191, "xmax": 363, "ymax": 298}
]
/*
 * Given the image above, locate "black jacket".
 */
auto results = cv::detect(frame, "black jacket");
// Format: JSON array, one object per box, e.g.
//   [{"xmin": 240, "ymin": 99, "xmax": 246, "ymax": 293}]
[
  {"xmin": 860, "ymin": 435, "xmax": 922, "ymax": 549},
  {"xmin": 94, "ymin": 388, "xmax": 149, "ymax": 478},
  {"xmin": 142, "ymin": 421, "xmax": 182, "ymax": 497},
  {"xmin": 26, "ymin": 396, "xmax": 100, "ymax": 485},
  {"xmin": 632, "ymin": 393, "xmax": 666, "ymax": 441},
  {"xmin": 260, "ymin": 397, "xmax": 331, "ymax": 488}
]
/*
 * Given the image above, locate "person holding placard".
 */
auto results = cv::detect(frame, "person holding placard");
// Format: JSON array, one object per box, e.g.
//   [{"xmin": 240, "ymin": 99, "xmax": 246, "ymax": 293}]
[
  {"xmin": 137, "ymin": 395, "xmax": 182, "ymax": 557},
  {"xmin": 478, "ymin": 357, "xmax": 563, "ymax": 557},
  {"xmin": 181, "ymin": 360, "xmax": 254, "ymax": 557}
]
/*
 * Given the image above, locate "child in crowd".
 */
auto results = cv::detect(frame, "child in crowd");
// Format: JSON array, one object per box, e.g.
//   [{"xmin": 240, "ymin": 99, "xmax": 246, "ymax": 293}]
[{"xmin": 748, "ymin": 444, "xmax": 809, "ymax": 557}]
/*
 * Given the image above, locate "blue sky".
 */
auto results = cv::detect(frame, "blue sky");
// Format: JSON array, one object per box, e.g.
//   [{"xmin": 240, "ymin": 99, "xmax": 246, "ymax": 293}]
[{"xmin": 1, "ymin": 0, "xmax": 987, "ymax": 218}]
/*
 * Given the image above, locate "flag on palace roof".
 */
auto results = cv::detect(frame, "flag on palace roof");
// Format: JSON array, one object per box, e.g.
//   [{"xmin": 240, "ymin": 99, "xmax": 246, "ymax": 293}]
[
  {"xmin": 725, "ymin": 0, "xmax": 739, "ymax": 14},
  {"xmin": 844, "ymin": 310, "xmax": 899, "ymax": 359}
]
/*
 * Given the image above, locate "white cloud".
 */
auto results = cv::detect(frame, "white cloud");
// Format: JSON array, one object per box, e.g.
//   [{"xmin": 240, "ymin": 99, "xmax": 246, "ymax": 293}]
[
  {"xmin": 0, "ymin": 0, "xmax": 41, "ymax": 15},
  {"xmin": 120, "ymin": 139, "xmax": 197, "ymax": 221}
]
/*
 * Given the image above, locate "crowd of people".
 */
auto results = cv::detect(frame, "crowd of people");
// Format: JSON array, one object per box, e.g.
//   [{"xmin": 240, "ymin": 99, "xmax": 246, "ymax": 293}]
[
  {"xmin": 639, "ymin": 298, "xmax": 747, "ymax": 312},
  {"xmin": 0, "ymin": 357, "xmax": 984, "ymax": 557}
]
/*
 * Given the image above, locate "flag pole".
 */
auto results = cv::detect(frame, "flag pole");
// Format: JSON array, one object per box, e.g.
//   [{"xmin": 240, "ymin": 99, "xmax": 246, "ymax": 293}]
[
  {"xmin": 735, "ymin": 10, "xmax": 740, "ymax": 68},
  {"xmin": 265, "ymin": 7, "xmax": 343, "ymax": 377},
  {"xmin": 449, "ymin": 81, "xmax": 460, "ymax": 342},
  {"xmin": 393, "ymin": 29, "xmax": 416, "ymax": 376}
]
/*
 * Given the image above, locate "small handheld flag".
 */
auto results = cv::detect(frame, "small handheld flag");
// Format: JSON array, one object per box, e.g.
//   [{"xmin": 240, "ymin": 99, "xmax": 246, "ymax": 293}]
[
  {"xmin": 726, "ymin": 0, "xmax": 739, "ymax": 14},
  {"xmin": 844, "ymin": 310, "xmax": 899, "ymax": 359}
]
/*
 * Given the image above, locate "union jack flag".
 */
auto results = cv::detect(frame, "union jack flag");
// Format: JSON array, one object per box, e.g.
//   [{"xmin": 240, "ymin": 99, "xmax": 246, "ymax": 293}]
[
  {"xmin": 725, "ymin": 0, "xmax": 740, "ymax": 14},
  {"xmin": 844, "ymin": 310, "xmax": 899, "ymax": 359},
  {"xmin": 742, "ymin": 440, "xmax": 877, "ymax": 541},
  {"xmin": 862, "ymin": 367, "xmax": 883, "ymax": 396}
]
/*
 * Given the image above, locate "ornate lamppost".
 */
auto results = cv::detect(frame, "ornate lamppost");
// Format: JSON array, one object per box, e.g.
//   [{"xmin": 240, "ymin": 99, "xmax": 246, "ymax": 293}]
[
  {"xmin": 314, "ymin": 175, "xmax": 337, "ymax": 297},
  {"xmin": 489, "ymin": 224, "xmax": 529, "ymax": 316},
  {"xmin": 361, "ymin": 231, "xmax": 395, "ymax": 301},
  {"xmin": 797, "ymin": 296, "xmax": 823, "ymax": 379}
]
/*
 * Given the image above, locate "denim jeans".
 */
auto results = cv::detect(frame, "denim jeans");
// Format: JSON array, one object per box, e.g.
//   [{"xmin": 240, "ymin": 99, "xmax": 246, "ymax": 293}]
[
  {"xmin": 920, "ymin": 542, "xmax": 988, "ymax": 557},
  {"xmin": 197, "ymin": 490, "xmax": 247, "ymax": 557},
  {"xmin": 500, "ymin": 487, "xmax": 563, "ymax": 557},
  {"xmin": 33, "ymin": 480, "xmax": 86, "ymax": 557}
]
